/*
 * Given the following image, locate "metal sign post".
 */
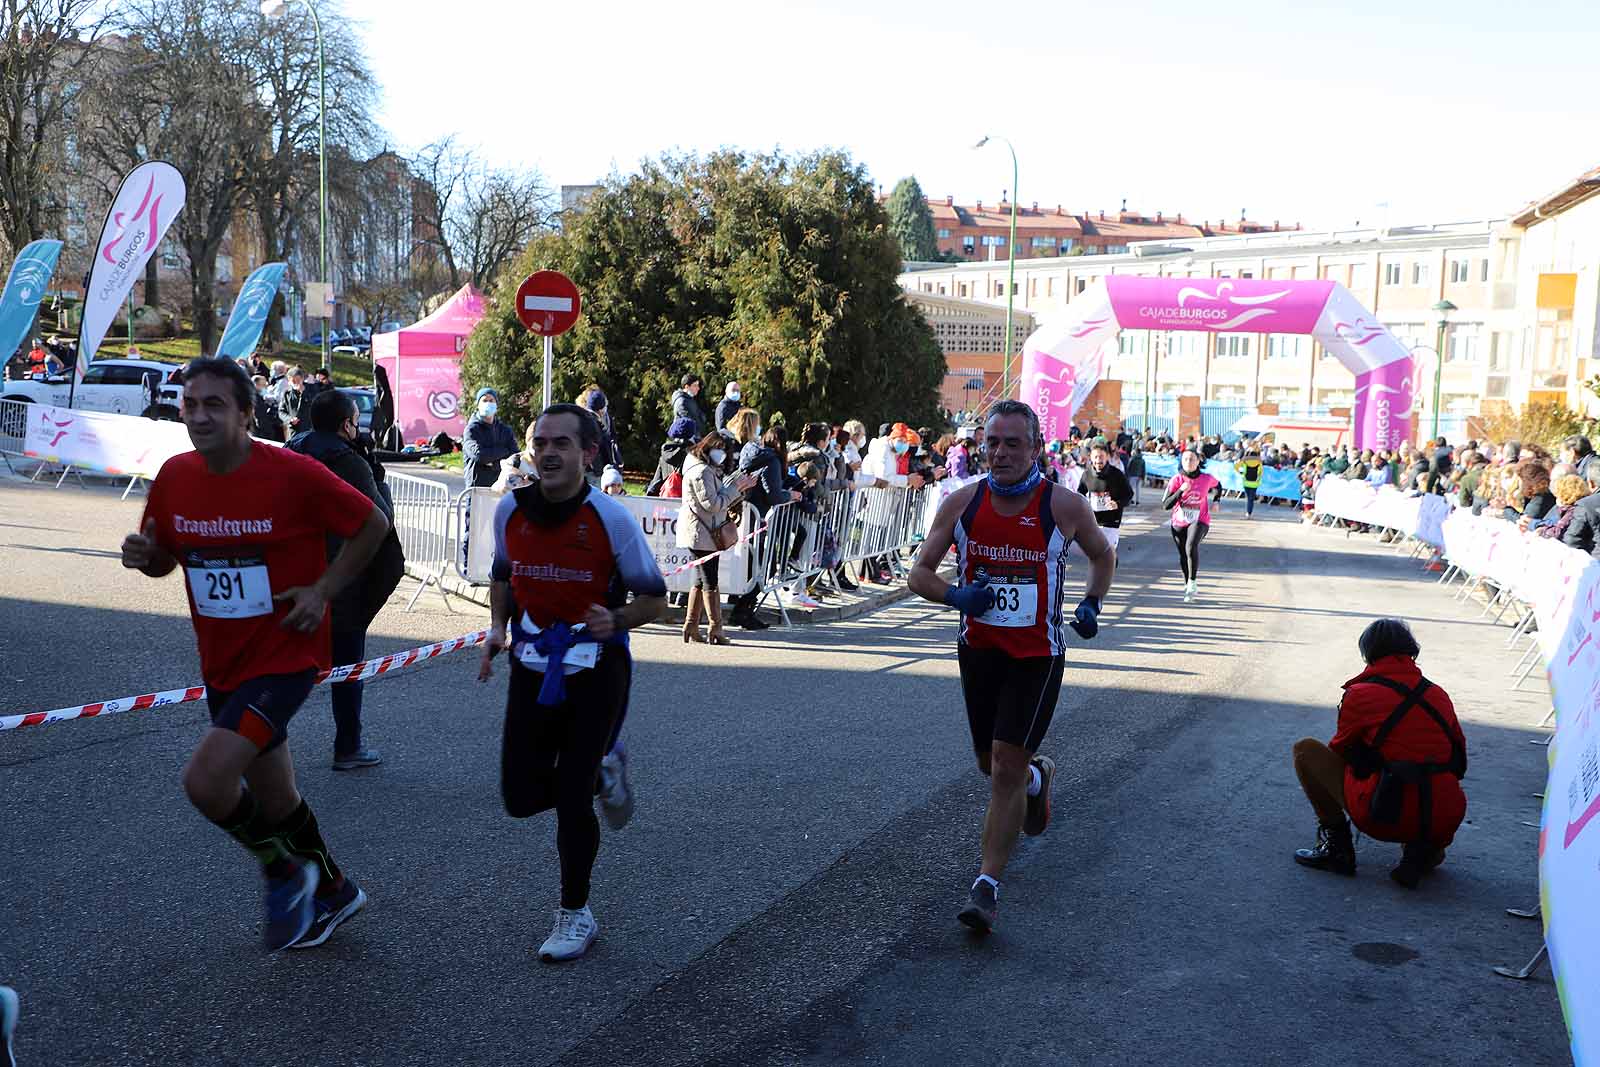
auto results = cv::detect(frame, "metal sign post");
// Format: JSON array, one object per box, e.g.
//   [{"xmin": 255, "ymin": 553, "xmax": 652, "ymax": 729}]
[{"xmin": 542, "ymin": 334, "xmax": 553, "ymax": 409}]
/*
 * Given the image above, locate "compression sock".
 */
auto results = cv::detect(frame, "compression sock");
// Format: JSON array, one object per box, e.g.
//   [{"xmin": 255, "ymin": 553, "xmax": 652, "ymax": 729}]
[
  {"xmin": 1027, "ymin": 764, "xmax": 1042, "ymax": 797},
  {"xmin": 214, "ymin": 787, "xmax": 296, "ymax": 878},
  {"xmin": 272, "ymin": 799, "xmax": 346, "ymax": 894}
]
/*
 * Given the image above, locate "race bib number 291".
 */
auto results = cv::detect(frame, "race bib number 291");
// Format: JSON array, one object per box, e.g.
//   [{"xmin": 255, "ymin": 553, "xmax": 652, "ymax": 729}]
[{"xmin": 184, "ymin": 551, "xmax": 273, "ymax": 619}]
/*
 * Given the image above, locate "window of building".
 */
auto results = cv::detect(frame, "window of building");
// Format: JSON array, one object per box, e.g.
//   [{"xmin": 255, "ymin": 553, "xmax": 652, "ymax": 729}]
[
  {"xmin": 1104, "ymin": 244, "xmax": 1128, "ymax": 254},
  {"xmin": 1075, "ymin": 278, "xmax": 1087, "ymax": 294},
  {"xmin": 1118, "ymin": 332, "xmax": 1149, "ymax": 357},
  {"xmin": 1210, "ymin": 386, "xmax": 1248, "ymax": 401},
  {"xmin": 1383, "ymin": 263, "xmax": 1401, "ymax": 286},
  {"xmin": 1448, "ymin": 258, "xmax": 1470, "ymax": 284},
  {"xmin": 1266, "ymin": 335, "xmax": 1306, "ymax": 359},
  {"xmin": 1488, "ymin": 331, "xmax": 1515, "ymax": 371},
  {"xmin": 1046, "ymin": 277, "xmax": 1055, "ymax": 297},
  {"xmin": 1351, "ymin": 263, "xmax": 1371, "ymax": 289},
  {"xmin": 1480, "ymin": 259, "xmax": 1489, "ymax": 283},
  {"xmin": 1215, "ymin": 334, "xmax": 1252, "ymax": 358},
  {"xmin": 1165, "ymin": 332, "xmax": 1203, "ymax": 359},
  {"xmin": 1239, "ymin": 270, "xmax": 1254, "ymax": 279},
  {"xmin": 1446, "ymin": 326, "xmax": 1480, "ymax": 363},
  {"xmin": 937, "ymin": 229, "xmax": 951, "ymax": 239},
  {"xmin": 981, "ymin": 235, "xmax": 1006, "ymax": 247},
  {"xmin": 962, "ymin": 237, "xmax": 975, "ymax": 255},
  {"xmin": 958, "ymin": 282, "xmax": 969, "ymax": 297},
  {"xmin": 1060, "ymin": 239, "xmax": 1075, "ymax": 254},
  {"xmin": 1315, "ymin": 389, "xmax": 1355, "ymax": 407},
  {"xmin": 1485, "ymin": 376, "xmax": 1509, "ymax": 398},
  {"xmin": 1411, "ymin": 262, "xmax": 1429, "ymax": 286},
  {"xmin": 1030, "ymin": 237, "xmax": 1055, "ymax": 248}
]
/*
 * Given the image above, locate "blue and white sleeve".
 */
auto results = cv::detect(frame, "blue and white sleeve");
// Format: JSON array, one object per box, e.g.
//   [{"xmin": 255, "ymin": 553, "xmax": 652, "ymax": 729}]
[
  {"xmin": 490, "ymin": 492, "xmax": 517, "ymax": 582},
  {"xmin": 592, "ymin": 494, "xmax": 668, "ymax": 598}
]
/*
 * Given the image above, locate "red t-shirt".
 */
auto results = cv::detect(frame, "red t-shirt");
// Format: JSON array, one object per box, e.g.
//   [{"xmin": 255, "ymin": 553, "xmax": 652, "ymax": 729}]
[{"xmin": 142, "ymin": 440, "xmax": 375, "ymax": 691}]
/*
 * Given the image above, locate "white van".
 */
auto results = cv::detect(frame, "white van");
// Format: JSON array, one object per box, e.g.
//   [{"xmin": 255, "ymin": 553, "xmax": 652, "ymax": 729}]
[{"xmin": 1226, "ymin": 413, "xmax": 1351, "ymax": 453}]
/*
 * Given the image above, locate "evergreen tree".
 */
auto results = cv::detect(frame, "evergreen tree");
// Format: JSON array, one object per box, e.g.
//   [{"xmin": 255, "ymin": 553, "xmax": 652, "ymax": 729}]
[
  {"xmin": 885, "ymin": 176, "xmax": 939, "ymax": 262},
  {"xmin": 461, "ymin": 150, "xmax": 947, "ymax": 465}
]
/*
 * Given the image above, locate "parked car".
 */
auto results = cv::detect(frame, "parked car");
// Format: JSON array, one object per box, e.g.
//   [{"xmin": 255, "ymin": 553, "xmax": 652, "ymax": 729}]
[
  {"xmin": 337, "ymin": 386, "xmax": 376, "ymax": 433},
  {"xmin": 1, "ymin": 358, "xmax": 184, "ymax": 419},
  {"xmin": 331, "ymin": 344, "xmax": 366, "ymax": 358},
  {"xmin": 375, "ymin": 320, "xmax": 403, "ymax": 335}
]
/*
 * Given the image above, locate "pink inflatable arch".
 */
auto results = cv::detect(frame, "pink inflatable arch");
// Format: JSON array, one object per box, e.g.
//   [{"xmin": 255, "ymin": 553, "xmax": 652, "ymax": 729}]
[{"xmin": 1018, "ymin": 276, "xmax": 1413, "ymax": 450}]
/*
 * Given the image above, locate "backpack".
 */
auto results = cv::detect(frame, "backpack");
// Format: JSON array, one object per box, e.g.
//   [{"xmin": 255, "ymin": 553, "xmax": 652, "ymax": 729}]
[{"xmin": 662, "ymin": 470, "xmax": 683, "ymax": 498}]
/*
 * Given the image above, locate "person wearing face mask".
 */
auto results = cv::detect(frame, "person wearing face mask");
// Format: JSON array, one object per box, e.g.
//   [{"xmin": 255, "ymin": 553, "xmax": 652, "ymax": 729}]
[
  {"xmin": 678, "ymin": 433, "xmax": 759, "ymax": 644},
  {"xmin": 463, "ymin": 387, "xmax": 519, "ymax": 489},
  {"xmin": 289, "ymin": 390, "xmax": 407, "ymax": 771},
  {"xmin": 250, "ymin": 374, "xmax": 283, "ymax": 440},
  {"xmin": 716, "ymin": 381, "xmax": 743, "ymax": 431},
  {"xmin": 1162, "ymin": 449, "xmax": 1223, "ymax": 603}
]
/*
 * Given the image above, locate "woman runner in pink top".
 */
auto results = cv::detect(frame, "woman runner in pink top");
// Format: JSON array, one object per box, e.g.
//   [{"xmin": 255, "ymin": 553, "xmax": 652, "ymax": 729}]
[{"xmin": 1163, "ymin": 449, "xmax": 1222, "ymax": 602}]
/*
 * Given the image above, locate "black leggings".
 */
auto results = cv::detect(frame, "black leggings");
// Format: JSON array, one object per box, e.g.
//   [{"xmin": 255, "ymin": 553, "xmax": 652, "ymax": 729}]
[
  {"xmin": 502, "ymin": 652, "xmax": 631, "ymax": 909},
  {"xmin": 1171, "ymin": 521, "xmax": 1209, "ymax": 581}
]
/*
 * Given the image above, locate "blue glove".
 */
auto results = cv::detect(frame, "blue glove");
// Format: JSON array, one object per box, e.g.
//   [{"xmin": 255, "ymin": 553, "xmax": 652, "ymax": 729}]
[
  {"xmin": 1069, "ymin": 595, "xmax": 1103, "ymax": 639},
  {"xmin": 943, "ymin": 577, "xmax": 995, "ymax": 617}
]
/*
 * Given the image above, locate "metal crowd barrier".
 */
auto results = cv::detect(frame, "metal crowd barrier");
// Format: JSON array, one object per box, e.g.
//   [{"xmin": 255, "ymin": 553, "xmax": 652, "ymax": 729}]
[{"xmin": 385, "ymin": 470, "xmax": 460, "ymax": 612}]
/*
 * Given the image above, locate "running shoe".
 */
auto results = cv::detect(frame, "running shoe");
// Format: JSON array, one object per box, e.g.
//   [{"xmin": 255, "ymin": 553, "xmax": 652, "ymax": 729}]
[
  {"xmin": 538, "ymin": 906, "xmax": 598, "ymax": 962},
  {"xmin": 264, "ymin": 861, "xmax": 320, "ymax": 951},
  {"xmin": 1, "ymin": 985, "xmax": 17, "ymax": 1067},
  {"xmin": 1023, "ymin": 755, "xmax": 1056, "ymax": 836},
  {"xmin": 289, "ymin": 877, "xmax": 368, "ymax": 949},
  {"xmin": 1183, "ymin": 580, "xmax": 1196, "ymax": 603},
  {"xmin": 958, "ymin": 879, "xmax": 998, "ymax": 934},
  {"xmin": 598, "ymin": 743, "xmax": 634, "ymax": 830},
  {"xmin": 332, "ymin": 747, "xmax": 383, "ymax": 771},
  {"xmin": 790, "ymin": 592, "xmax": 823, "ymax": 610}
]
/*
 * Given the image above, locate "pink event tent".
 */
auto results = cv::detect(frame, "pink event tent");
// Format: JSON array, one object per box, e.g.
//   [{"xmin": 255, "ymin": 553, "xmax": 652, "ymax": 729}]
[{"xmin": 371, "ymin": 284, "xmax": 486, "ymax": 443}]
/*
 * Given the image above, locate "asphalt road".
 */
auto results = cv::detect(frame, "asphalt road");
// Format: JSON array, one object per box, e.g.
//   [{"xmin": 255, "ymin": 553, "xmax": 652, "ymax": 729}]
[{"xmin": 0, "ymin": 475, "xmax": 1567, "ymax": 1066}]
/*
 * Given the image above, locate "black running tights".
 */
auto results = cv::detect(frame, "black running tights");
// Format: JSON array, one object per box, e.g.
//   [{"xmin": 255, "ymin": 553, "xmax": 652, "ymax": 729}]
[
  {"xmin": 1171, "ymin": 521, "xmax": 1209, "ymax": 581},
  {"xmin": 502, "ymin": 652, "xmax": 631, "ymax": 910}
]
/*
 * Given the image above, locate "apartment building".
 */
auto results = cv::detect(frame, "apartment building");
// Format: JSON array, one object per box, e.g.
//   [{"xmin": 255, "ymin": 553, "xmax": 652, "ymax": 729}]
[{"xmin": 921, "ymin": 195, "xmax": 1298, "ymax": 263}]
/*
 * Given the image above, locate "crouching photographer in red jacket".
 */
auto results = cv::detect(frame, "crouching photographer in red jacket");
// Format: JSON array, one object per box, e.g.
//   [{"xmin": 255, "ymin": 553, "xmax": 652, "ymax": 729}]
[{"xmin": 1291, "ymin": 618, "xmax": 1468, "ymax": 889}]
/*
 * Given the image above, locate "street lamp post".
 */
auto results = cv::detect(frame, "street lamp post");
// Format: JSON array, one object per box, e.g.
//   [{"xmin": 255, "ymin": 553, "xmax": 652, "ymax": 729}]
[
  {"xmin": 260, "ymin": 0, "xmax": 330, "ymax": 374},
  {"xmin": 1430, "ymin": 299, "xmax": 1456, "ymax": 440},
  {"xmin": 974, "ymin": 135, "xmax": 1018, "ymax": 398}
]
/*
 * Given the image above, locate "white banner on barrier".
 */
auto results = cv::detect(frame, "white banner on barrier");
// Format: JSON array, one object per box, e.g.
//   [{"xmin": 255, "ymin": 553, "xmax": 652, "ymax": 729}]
[
  {"xmin": 23, "ymin": 402, "xmax": 193, "ymax": 478},
  {"xmin": 1312, "ymin": 478, "xmax": 1450, "ymax": 547},
  {"xmin": 460, "ymin": 487, "xmax": 757, "ymax": 595}
]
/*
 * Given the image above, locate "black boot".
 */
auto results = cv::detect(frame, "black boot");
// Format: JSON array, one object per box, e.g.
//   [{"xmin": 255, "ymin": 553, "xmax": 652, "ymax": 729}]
[
  {"xmin": 1391, "ymin": 842, "xmax": 1444, "ymax": 889},
  {"xmin": 835, "ymin": 567, "xmax": 859, "ymax": 591},
  {"xmin": 1294, "ymin": 819, "xmax": 1356, "ymax": 876}
]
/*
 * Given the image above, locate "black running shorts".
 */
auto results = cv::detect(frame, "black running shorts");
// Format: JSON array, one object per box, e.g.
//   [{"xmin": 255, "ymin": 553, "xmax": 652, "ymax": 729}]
[
  {"xmin": 205, "ymin": 669, "xmax": 318, "ymax": 753},
  {"xmin": 957, "ymin": 643, "xmax": 1065, "ymax": 756}
]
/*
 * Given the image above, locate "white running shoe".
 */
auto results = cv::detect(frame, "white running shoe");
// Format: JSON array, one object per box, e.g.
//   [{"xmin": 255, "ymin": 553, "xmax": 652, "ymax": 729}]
[
  {"xmin": 538, "ymin": 906, "xmax": 598, "ymax": 962},
  {"xmin": 598, "ymin": 744, "xmax": 634, "ymax": 829},
  {"xmin": 1184, "ymin": 579, "xmax": 1198, "ymax": 602}
]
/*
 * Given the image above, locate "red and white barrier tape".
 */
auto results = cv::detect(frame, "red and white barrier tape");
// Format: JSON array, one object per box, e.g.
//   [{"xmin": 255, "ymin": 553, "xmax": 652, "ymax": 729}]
[
  {"xmin": 0, "ymin": 629, "xmax": 491, "ymax": 733},
  {"xmin": 659, "ymin": 522, "xmax": 769, "ymax": 578}
]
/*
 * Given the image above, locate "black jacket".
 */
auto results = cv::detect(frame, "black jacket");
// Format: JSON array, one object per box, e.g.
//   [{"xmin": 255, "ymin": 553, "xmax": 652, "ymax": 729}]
[
  {"xmin": 1562, "ymin": 492, "xmax": 1600, "ymax": 555},
  {"xmin": 737, "ymin": 441, "xmax": 786, "ymax": 514},
  {"xmin": 1079, "ymin": 464, "xmax": 1135, "ymax": 528},
  {"xmin": 646, "ymin": 438, "xmax": 692, "ymax": 496},
  {"xmin": 286, "ymin": 430, "xmax": 404, "ymax": 630},
  {"xmin": 462, "ymin": 415, "xmax": 518, "ymax": 488},
  {"xmin": 671, "ymin": 389, "xmax": 706, "ymax": 438},
  {"xmin": 715, "ymin": 396, "xmax": 740, "ymax": 430}
]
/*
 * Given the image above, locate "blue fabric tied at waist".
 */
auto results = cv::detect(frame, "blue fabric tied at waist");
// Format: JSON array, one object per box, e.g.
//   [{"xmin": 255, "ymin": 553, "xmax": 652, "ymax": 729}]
[{"xmin": 510, "ymin": 618, "xmax": 604, "ymax": 706}]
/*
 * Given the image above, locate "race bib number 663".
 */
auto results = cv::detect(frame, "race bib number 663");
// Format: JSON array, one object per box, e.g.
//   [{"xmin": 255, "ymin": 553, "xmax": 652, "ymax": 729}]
[{"xmin": 183, "ymin": 550, "xmax": 273, "ymax": 619}]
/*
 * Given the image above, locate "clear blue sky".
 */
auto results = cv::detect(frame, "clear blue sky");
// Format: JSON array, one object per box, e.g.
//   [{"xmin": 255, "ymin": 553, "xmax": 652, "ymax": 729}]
[{"xmin": 342, "ymin": 0, "xmax": 1600, "ymax": 228}]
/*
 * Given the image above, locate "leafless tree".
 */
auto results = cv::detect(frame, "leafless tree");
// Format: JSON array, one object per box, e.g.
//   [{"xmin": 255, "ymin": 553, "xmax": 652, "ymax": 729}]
[
  {"xmin": 0, "ymin": 0, "xmax": 104, "ymax": 257},
  {"xmin": 412, "ymin": 138, "xmax": 553, "ymax": 294}
]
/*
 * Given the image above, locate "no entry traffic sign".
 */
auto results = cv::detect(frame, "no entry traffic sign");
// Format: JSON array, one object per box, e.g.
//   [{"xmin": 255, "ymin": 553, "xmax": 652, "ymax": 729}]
[{"xmin": 515, "ymin": 270, "xmax": 581, "ymax": 337}]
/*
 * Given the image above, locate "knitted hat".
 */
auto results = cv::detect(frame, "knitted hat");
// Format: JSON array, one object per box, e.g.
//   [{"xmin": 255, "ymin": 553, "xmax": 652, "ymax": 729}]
[{"xmin": 601, "ymin": 465, "xmax": 624, "ymax": 489}]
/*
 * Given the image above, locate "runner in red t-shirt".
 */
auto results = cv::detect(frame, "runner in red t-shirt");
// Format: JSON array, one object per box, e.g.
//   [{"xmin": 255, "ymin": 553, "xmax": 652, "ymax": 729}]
[
  {"xmin": 909, "ymin": 400, "xmax": 1115, "ymax": 933},
  {"xmin": 121, "ymin": 358, "xmax": 390, "ymax": 951},
  {"xmin": 478, "ymin": 404, "xmax": 667, "ymax": 963}
]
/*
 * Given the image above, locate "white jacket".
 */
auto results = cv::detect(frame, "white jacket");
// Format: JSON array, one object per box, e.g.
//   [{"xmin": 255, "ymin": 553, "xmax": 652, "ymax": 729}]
[{"xmin": 860, "ymin": 436, "xmax": 907, "ymax": 488}]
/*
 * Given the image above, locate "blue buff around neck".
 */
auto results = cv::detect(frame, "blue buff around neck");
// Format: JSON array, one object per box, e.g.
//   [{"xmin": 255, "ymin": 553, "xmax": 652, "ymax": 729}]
[{"xmin": 988, "ymin": 466, "xmax": 1041, "ymax": 497}]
